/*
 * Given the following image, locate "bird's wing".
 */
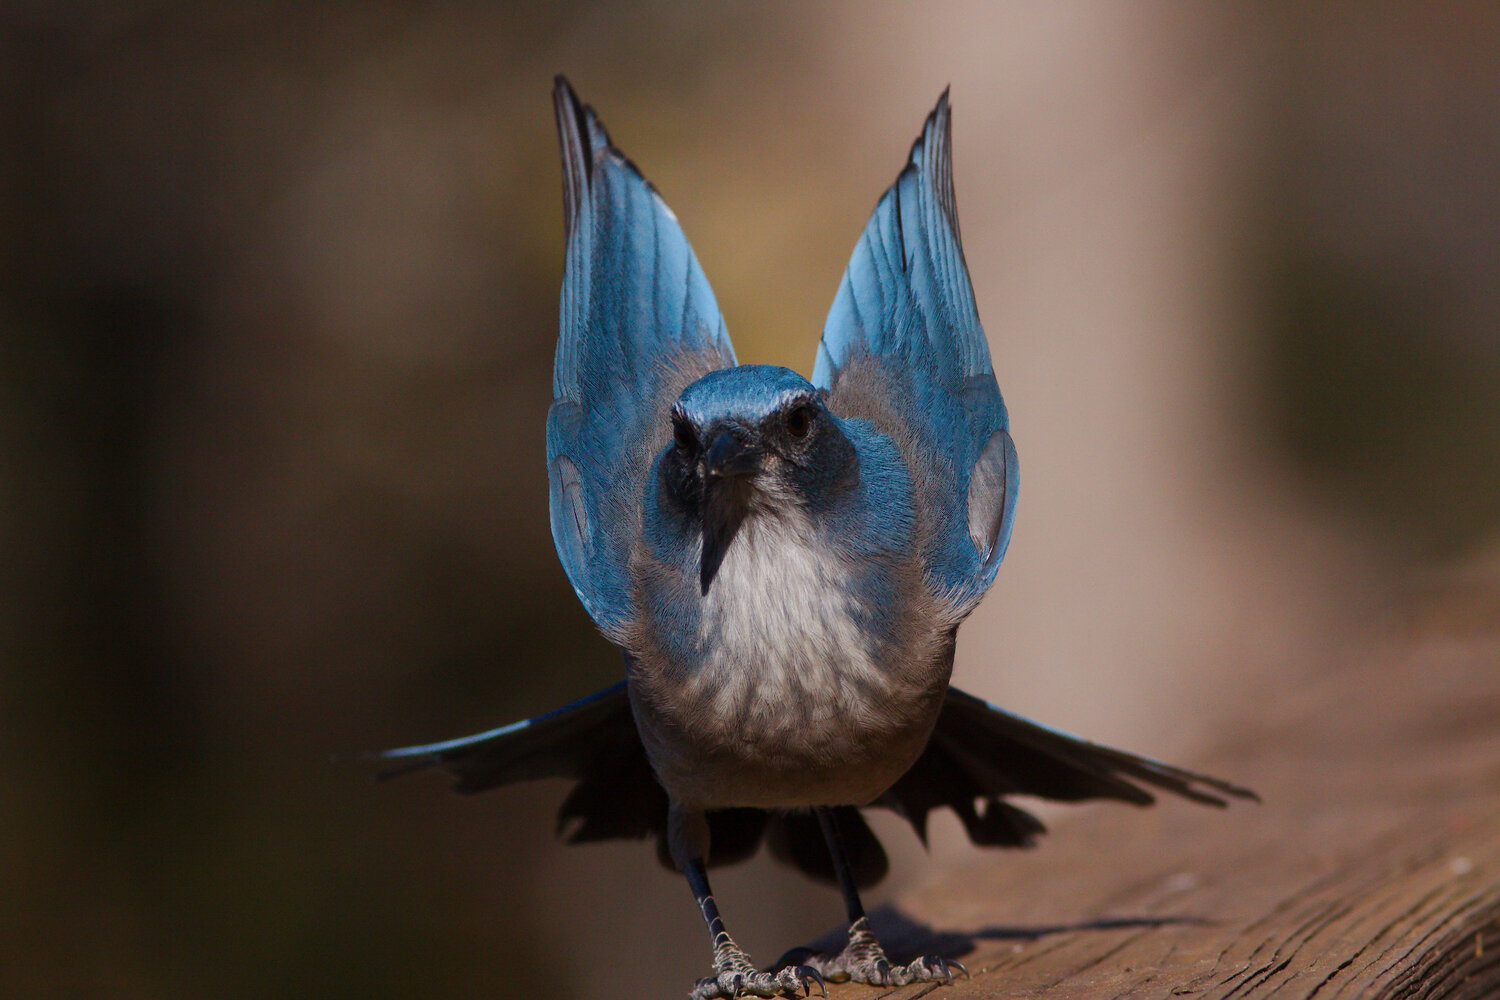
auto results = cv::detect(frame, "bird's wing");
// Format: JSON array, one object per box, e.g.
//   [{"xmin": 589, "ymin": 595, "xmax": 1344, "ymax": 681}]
[
  {"xmin": 813, "ymin": 90, "xmax": 1017, "ymax": 617},
  {"xmin": 878, "ymin": 686, "xmax": 1258, "ymax": 846},
  {"xmin": 548, "ymin": 77, "xmax": 736, "ymax": 638}
]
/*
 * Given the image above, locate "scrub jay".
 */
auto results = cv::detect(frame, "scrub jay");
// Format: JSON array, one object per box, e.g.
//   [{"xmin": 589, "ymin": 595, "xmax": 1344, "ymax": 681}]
[{"xmin": 382, "ymin": 77, "xmax": 1255, "ymax": 999}]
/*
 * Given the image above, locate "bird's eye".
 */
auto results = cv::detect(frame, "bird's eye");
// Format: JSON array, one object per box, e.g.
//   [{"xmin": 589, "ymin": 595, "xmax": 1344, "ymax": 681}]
[
  {"xmin": 784, "ymin": 404, "xmax": 813, "ymax": 440},
  {"xmin": 672, "ymin": 415, "xmax": 696, "ymax": 452}
]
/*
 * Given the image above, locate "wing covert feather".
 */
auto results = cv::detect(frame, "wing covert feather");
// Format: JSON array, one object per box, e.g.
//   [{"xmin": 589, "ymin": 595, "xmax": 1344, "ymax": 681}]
[{"xmin": 547, "ymin": 78, "xmax": 735, "ymax": 638}]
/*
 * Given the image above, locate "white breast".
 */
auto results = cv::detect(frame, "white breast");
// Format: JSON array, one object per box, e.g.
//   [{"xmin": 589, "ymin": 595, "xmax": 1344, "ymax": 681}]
[{"xmin": 687, "ymin": 513, "xmax": 889, "ymax": 724}]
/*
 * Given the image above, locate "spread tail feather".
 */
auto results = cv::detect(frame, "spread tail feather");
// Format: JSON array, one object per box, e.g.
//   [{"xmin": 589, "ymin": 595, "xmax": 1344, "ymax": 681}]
[
  {"xmin": 378, "ymin": 684, "xmax": 781, "ymax": 874},
  {"xmin": 379, "ymin": 681, "xmax": 1254, "ymax": 883},
  {"xmin": 378, "ymin": 682, "xmax": 637, "ymax": 791},
  {"xmin": 879, "ymin": 686, "xmax": 1257, "ymax": 844}
]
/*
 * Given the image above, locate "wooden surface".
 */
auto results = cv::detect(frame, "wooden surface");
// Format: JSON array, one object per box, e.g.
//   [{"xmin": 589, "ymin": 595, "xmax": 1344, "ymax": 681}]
[{"xmin": 856, "ymin": 564, "xmax": 1500, "ymax": 999}]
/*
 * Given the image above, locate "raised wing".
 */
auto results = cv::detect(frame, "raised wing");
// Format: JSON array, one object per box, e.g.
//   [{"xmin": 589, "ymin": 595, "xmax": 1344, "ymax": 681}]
[
  {"xmin": 548, "ymin": 77, "xmax": 736, "ymax": 639},
  {"xmin": 814, "ymin": 91, "xmax": 1017, "ymax": 616}
]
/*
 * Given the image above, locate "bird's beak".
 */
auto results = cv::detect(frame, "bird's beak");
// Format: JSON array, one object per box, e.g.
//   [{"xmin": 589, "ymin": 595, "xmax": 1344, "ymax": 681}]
[
  {"xmin": 699, "ymin": 429, "xmax": 758, "ymax": 596},
  {"xmin": 702, "ymin": 429, "xmax": 759, "ymax": 481}
]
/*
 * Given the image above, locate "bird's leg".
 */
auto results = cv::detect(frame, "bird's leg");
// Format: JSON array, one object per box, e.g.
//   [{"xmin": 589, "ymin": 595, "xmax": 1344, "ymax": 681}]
[
  {"xmin": 802, "ymin": 806, "xmax": 966, "ymax": 987},
  {"xmin": 684, "ymin": 856, "xmax": 825, "ymax": 1000}
]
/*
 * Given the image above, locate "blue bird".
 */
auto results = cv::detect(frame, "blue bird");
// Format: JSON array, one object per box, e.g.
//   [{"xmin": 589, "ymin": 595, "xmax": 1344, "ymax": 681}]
[{"xmin": 382, "ymin": 77, "xmax": 1255, "ymax": 998}]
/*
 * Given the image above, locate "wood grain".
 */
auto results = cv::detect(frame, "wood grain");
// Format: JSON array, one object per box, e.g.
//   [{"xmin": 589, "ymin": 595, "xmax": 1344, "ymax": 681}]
[{"xmin": 856, "ymin": 564, "xmax": 1500, "ymax": 999}]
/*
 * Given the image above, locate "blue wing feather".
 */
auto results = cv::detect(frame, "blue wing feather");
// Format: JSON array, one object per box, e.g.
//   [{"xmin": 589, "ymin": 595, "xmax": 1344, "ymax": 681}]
[
  {"xmin": 547, "ymin": 77, "xmax": 735, "ymax": 638},
  {"xmin": 815, "ymin": 89, "xmax": 1016, "ymax": 615}
]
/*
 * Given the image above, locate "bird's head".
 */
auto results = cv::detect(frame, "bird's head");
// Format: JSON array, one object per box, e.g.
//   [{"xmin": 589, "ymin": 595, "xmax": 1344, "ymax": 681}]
[{"xmin": 659, "ymin": 365, "xmax": 855, "ymax": 595}]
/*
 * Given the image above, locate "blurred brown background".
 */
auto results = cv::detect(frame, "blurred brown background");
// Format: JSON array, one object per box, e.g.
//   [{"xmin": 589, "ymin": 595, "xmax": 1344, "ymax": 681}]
[{"xmin": 4, "ymin": 4, "xmax": 1499, "ymax": 999}]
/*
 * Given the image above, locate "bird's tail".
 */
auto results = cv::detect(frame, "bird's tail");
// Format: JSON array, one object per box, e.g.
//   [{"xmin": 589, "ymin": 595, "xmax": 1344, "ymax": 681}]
[
  {"xmin": 377, "ymin": 682, "xmax": 890, "ymax": 884},
  {"xmin": 379, "ymin": 681, "xmax": 665, "ymax": 843},
  {"xmin": 877, "ymin": 686, "xmax": 1258, "ymax": 846},
  {"xmin": 378, "ymin": 682, "xmax": 1253, "ymax": 887}
]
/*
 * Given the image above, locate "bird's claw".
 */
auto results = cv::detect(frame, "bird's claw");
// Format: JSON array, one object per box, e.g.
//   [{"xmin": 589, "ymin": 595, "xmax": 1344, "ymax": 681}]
[
  {"xmin": 890, "ymin": 954, "xmax": 965, "ymax": 986},
  {"xmin": 691, "ymin": 964, "xmax": 824, "ymax": 999},
  {"xmin": 822, "ymin": 953, "xmax": 961, "ymax": 988},
  {"xmin": 794, "ymin": 916, "xmax": 965, "ymax": 988}
]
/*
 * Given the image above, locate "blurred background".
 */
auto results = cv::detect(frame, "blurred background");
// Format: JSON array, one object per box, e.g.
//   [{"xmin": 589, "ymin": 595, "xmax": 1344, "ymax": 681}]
[{"xmin": 4, "ymin": 3, "xmax": 1499, "ymax": 998}]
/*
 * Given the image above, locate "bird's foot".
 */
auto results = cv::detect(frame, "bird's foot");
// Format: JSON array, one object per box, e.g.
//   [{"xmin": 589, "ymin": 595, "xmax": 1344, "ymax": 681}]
[
  {"xmin": 789, "ymin": 916, "xmax": 967, "ymax": 988},
  {"xmin": 690, "ymin": 944, "xmax": 826, "ymax": 1000}
]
